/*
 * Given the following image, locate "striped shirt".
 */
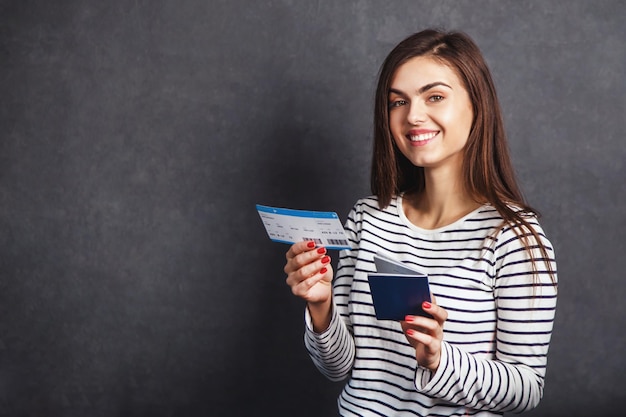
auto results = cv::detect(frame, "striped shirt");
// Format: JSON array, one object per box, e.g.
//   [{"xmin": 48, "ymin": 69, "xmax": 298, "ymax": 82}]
[{"xmin": 304, "ymin": 195, "xmax": 558, "ymax": 416}]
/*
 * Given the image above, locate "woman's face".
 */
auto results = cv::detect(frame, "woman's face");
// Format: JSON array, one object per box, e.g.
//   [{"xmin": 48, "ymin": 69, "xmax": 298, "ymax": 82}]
[{"xmin": 388, "ymin": 56, "xmax": 473, "ymax": 173}]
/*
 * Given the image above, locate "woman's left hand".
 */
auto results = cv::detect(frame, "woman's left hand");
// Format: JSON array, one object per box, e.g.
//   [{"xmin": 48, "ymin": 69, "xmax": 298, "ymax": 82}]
[{"xmin": 400, "ymin": 299, "xmax": 448, "ymax": 372}]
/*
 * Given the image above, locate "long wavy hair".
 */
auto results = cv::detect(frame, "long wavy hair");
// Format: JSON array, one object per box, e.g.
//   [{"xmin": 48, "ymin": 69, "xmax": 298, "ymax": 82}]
[{"xmin": 371, "ymin": 29, "xmax": 556, "ymax": 285}]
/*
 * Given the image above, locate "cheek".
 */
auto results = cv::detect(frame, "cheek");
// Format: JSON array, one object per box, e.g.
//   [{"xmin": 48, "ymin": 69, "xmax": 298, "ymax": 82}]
[
  {"xmin": 435, "ymin": 106, "xmax": 458, "ymax": 126},
  {"xmin": 456, "ymin": 99, "xmax": 474, "ymax": 134},
  {"xmin": 440, "ymin": 105, "xmax": 473, "ymax": 137},
  {"xmin": 389, "ymin": 111, "xmax": 406, "ymax": 135}
]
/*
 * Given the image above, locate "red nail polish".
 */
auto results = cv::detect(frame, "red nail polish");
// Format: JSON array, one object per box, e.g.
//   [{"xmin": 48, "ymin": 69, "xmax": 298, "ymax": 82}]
[
  {"xmin": 422, "ymin": 301, "xmax": 432, "ymax": 309},
  {"xmin": 320, "ymin": 267, "xmax": 328, "ymax": 274},
  {"xmin": 317, "ymin": 247, "xmax": 326, "ymax": 254},
  {"xmin": 321, "ymin": 256, "xmax": 330, "ymax": 264},
  {"xmin": 306, "ymin": 241, "xmax": 315, "ymax": 248},
  {"xmin": 405, "ymin": 315, "xmax": 414, "ymax": 322},
  {"xmin": 406, "ymin": 329, "xmax": 415, "ymax": 336}
]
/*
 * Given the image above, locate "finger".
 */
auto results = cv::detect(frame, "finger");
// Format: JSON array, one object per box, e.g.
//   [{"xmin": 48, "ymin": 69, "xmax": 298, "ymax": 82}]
[
  {"xmin": 402, "ymin": 315, "xmax": 438, "ymax": 334},
  {"xmin": 286, "ymin": 255, "xmax": 332, "ymax": 286},
  {"xmin": 405, "ymin": 328, "xmax": 436, "ymax": 345},
  {"xmin": 400, "ymin": 320, "xmax": 422, "ymax": 335},
  {"xmin": 422, "ymin": 300, "xmax": 448, "ymax": 326},
  {"xmin": 286, "ymin": 240, "xmax": 317, "ymax": 260},
  {"xmin": 285, "ymin": 243, "xmax": 327, "ymax": 274},
  {"xmin": 298, "ymin": 254, "xmax": 331, "ymax": 278},
  {"xmin": 290, "ymin": 266, "xmax": 331, "ymax": 298},
  {"xmin": 400, "ymin": 320, "xmax": 436, "ymax": 354}
]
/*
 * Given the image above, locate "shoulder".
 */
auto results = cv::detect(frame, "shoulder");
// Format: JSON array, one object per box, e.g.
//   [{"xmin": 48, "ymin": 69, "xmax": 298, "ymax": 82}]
[
  {"xmin": 461, "ymin": 203, "xmax": 552, "ymax": 251},
  {"xmin": 352, "ymin": 195, "xmax": 383, "ymax": 209},
  {"xmin": 347, "ymin": 195, "xmax": 403, "ymax": 220},
  {"xmin": 501, "ymin": 205, "xmax": 546, "ymax": 236},
  {"xmin": 467, "ymin": 204, "xmax": 505, "ymax": 224},
  {"xmin": 349, "ymin": 195, "xmax": 385, "ymax": 215},
  {"xmin": 472, "ymin": 203, "xmax": 544, "ymax": 233},
  {"xmin": 493, "ymin": 205, "xmax": 554, "ymax": 254},
  {"xmin": 344, "ymin": 195, "xmax": 403, "ymax": 235}
]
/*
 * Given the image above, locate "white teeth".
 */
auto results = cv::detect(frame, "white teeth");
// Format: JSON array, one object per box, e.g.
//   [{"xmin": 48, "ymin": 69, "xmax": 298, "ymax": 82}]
[{"xmin": 409, "ymin": 132, "xmax": 438, "ymax": 142}]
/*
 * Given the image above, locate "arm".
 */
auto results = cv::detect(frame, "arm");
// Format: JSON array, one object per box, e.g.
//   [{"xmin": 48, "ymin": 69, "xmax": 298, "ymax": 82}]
[
  {"xmin": 302, "ymin": 205, "xmax": 362, "ymax": 381},
  {"xmin": 413, "ymin": 222, "xmax": 558, "ymax": 413}
]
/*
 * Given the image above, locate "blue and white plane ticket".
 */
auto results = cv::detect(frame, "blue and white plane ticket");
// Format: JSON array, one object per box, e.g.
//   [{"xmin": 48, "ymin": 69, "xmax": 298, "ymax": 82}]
[{"xmin": 256, "ymin": 204, "xmax": 351, "ymax": 250}]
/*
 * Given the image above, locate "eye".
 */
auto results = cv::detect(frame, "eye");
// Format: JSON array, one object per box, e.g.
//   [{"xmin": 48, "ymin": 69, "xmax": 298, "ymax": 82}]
[
  {"xmin": 389, "ymin": 99, "xmax": 408, "ymax": 109},
  {"xmin": 428, "ymin": 95, "xmax": 444, "ymax": 102}
]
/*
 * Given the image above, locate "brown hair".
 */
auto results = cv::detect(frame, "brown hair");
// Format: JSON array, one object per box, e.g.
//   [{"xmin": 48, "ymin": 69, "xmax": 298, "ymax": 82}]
[{"xmin": 371, "ymin": 29, "xmax": 556, "ymax": 285}]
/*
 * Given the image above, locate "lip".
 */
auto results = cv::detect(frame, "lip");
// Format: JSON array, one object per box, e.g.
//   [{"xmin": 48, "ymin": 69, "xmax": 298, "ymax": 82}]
[{"xmin": 406, "ymin": 129, "xmax": 439, "ymax": 146}]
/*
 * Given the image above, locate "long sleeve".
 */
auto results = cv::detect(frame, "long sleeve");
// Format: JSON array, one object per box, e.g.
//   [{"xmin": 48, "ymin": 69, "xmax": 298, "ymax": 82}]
[
  {"xmin": 303, "ymin": 205, "xmax": 362, "ymax": 382},
  {"xmin": 415, "ymin": 220, "xmax": 558, "ymax": 413}
]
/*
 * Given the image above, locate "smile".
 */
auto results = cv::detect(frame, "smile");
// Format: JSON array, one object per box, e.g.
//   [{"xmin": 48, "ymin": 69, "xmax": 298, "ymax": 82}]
[{"xmin": 408, "ymin": 131, "xmax": 439, "ymax": 142}]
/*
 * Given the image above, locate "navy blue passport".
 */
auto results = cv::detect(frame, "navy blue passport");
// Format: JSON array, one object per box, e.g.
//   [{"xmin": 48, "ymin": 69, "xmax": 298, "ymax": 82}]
[{"xmin": 367, "ymin": 273, "xmax": 432, "ymax": 321}]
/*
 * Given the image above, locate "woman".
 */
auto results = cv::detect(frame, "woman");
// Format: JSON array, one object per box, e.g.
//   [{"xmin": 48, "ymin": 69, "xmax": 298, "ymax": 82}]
[{"xmin": 284, "ymin": 29, "xmax": 557, "ymax": 416}]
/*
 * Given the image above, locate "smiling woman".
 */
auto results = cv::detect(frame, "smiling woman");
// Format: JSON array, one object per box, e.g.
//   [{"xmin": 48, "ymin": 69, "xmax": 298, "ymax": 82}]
[{"xmin": 281, "ymin": 29, "xmax": 558, "ymax": 417}]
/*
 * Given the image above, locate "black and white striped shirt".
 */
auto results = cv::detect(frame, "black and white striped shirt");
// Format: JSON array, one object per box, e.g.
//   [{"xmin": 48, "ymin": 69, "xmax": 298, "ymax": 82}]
[{"xmin": 304, "ymin": 195, "xmax": 558, "ymax": 416}]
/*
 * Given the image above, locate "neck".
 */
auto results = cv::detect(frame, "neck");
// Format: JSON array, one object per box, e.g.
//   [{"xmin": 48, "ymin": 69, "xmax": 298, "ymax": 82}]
[{"xmin": 403, "ymin": 165, "xmax": 481, "ymax": 230}]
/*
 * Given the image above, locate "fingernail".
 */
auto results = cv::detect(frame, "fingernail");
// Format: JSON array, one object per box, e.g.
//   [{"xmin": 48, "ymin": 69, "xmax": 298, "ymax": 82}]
[
  {"xmin": 320, "ymin": 267, "xmax": 327, "ymax": 274},
  {"xmin": 317, "ymin": 247, "xmax": 326, "ymax": 254},
  {"xmin": 405, "ymin": 315, "xmax": 415, "ymax": 322},
  {"xmin": 422, "ymin": 301, "xmax": 432, "ymax": 309},
  {"xmin": 321, "ymin": 256, "xmax": 330, "ymax": 264},
  {"xmin": 406, "ymin": 329, "xmax": 415, "ymax": 336},
  {"xmin": 306, "ymin": 241, "xmax": 315, "ymax": 248}
]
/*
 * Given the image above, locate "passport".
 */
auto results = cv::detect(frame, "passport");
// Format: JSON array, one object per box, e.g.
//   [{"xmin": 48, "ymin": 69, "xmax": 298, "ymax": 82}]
[{"xmin": 368, "ymin": 254, "xmax": 432, "ymax": 320}]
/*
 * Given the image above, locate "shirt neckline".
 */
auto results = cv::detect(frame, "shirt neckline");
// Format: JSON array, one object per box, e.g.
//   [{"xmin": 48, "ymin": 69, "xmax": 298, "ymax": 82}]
[{"xmin": 395, "ymin": 194, "xmax": 487, "ymax": 235}]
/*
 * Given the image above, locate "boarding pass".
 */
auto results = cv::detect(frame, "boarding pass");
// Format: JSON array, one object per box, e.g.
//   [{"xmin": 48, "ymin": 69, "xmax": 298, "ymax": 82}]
[{"xmin": 256, "ymin": 204, "xmax": 351, "ymax": 250}]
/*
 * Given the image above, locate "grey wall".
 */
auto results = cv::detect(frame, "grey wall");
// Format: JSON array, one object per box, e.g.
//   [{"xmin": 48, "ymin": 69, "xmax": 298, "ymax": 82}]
[{"xmin": 1, "ymin": 0, "xmax": 624, "ymax": 416}]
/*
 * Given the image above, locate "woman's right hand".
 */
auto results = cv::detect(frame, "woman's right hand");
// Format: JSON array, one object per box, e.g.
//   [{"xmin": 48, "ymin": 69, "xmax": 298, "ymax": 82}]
[{"xmin": 284, "ymin": 241, "xmax": 333, "ymax": 304}]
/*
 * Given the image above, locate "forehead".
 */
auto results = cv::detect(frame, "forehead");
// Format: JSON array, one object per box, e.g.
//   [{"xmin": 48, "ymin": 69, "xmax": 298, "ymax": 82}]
[{"xmin": 390, "ymin": 56, "xmax": 464, "ymax": 90}]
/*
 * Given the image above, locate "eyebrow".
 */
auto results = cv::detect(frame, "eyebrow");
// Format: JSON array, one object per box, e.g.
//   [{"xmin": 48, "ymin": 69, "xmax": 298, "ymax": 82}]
[{"xmin": 389, "ymin": 81, "xmax": 452, "ymax": 96}]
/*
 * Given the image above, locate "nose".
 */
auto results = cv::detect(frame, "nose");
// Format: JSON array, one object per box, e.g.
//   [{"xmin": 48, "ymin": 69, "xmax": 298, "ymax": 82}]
[{"xmin": 408, "ymin": 101, "xmax": 427, "ymax": 125}]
